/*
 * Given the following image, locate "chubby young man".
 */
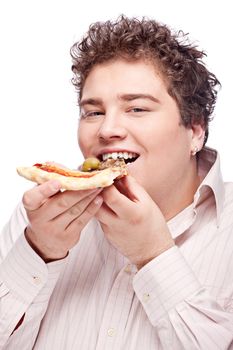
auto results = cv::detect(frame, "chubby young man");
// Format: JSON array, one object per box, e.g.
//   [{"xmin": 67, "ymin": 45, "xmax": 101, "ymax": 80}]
[{"xmin": 1, "ymin": 16, "xmax": 233, "ymax": 349}]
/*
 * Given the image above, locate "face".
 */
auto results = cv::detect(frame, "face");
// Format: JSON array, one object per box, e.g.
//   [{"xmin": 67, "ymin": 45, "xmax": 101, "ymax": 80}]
[{"xmin": 78, "ymin": 59, "xmax": 198, "ymax": 202}]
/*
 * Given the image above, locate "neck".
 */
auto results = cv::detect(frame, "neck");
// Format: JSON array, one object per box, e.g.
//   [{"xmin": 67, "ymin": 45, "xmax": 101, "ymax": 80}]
[{"xmin": 154, "ymin": 159, "xmax": 200, "ymax": 221}]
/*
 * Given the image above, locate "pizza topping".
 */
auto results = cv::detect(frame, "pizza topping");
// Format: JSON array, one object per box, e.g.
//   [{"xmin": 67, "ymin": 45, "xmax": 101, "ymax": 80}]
[
  {"xmin": 98, "ymin": 158, "xmax": 126, "ymax": 170},
  {"xmin": 81, "ymin": 157, "xmax": 127, "ymax": 172},
  {"xmin": 81, "ymin": 157, "xmax": 101, "ymax": 172},
  {"xmin": 33, "ymin": 163, "xmax": 95, "ymax": 178},
  {"xmin": 33, "ymin": 157, "xmax": 127, "ymax": 179}
]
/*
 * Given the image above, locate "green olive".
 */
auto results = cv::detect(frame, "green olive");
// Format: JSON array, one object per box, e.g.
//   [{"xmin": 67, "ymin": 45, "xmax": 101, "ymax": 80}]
[{"xmin": 81, "ymin": 157, "xmax": 101, "ymax": 172}]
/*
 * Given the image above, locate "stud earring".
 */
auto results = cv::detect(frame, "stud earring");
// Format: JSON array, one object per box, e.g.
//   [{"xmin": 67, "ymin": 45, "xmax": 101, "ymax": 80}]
[{"xmin": 191, "ymin": 146, "xmax": 199, "ymax": 156}]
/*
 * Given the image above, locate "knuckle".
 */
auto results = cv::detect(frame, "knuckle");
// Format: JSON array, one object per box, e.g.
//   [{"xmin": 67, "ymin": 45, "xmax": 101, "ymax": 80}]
[
  {"xmin": 57, "ymin": 196, "xmax": 69, "ymax": 210},
  {"xmin": 68, "ymin": 205, "xmax": 81, "ymax": 216},
  {"xmin": 129, "ymin": 212, "xmax": 143, "ymax": 225},
  {"xmin": 85, "ymin": 201, "xmax": 99, "ymax": 216},
  {"xmin": 76, "ymin": 217, "xmax": 86, "ymax": 228}
]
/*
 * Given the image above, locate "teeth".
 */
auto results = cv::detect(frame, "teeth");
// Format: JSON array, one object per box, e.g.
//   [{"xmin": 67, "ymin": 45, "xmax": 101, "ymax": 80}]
[
  {"xmin": 102, "ymin": 152, "xmax": 138, "ymax": 161},
  {"xmin": 112, "ymin": 152, "xmax": 118, "ymax": 160}
]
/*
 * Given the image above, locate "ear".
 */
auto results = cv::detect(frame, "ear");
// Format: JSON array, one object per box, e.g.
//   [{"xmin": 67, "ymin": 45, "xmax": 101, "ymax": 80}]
[{"xmin": 190, "ymin": 124, "xmax": 205, "ymax": 156}]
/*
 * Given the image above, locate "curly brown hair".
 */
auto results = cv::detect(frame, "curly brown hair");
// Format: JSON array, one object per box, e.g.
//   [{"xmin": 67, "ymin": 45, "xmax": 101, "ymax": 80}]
[{"xmin": 70, "ymin": 15, "xmax": 220, "ymax": 144}]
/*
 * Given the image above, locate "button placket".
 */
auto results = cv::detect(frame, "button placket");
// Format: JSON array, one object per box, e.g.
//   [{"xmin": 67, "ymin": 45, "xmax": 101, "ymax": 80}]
[{"xmin": 96, "ymin": 266, "xmax": 135, "ymax": 349}]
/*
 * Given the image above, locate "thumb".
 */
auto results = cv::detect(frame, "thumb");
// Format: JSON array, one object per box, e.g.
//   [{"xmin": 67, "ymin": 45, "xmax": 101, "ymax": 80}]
[{"xmin": 116, "ymin": 175, "xmax": 151, "ymax": 203}]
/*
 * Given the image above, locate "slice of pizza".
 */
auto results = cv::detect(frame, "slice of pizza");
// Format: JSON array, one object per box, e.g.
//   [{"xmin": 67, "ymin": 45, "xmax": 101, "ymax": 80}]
[{"xmin": 16, "ymin": 158, "xmax": 127, "ymax": 190}]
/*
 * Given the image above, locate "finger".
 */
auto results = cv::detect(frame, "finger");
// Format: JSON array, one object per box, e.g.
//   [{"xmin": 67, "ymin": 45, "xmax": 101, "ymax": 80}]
[
  {"xmin": 66, "ymin": 195, "xmax": 103, "ymax": 232},
  {"xmin": 54, "ymin": 190, "xmax": 103, "ymax": 229},
  {"xmin": 95, "ymin": 202, "xmax": 116, "ymax": 224},
  {"xmin": 101, "ymin": 185, "xmax": 136, "ymax": 218},
  {"xmin": 22, "ymin": 180, "xmax": 62, "ymax": 211},
  {"xmin": 118, "ymin": 175, "xmax": 151, "ymax": 202},
  {"xmin": 102, "ymin": 175, "xmax": 152, "ymax": 218},
  {"xmin": 114, "ymin": 177, "xmax": 138, "ymax": 201},
  {"xmin": 31, "ymin": 188, "xmax": 102, "ymax": 222}
]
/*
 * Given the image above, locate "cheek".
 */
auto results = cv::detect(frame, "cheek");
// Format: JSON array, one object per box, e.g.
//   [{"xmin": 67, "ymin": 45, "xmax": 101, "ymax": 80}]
[
  {"xmin": 78, "ymin": 122, "xmax": 99, "ymax": 156},
  {"xmin": 77, "ymin": 126, "xmax": 83, "ymax": 148},
  {"xmin": 77, "ymin": 124, "xmax": 89, "ymax": 154},
  {"xmin": 149, "ymin": 121, "xmax": 189, "ymax": 152},
  {"xmin": 143, "ymin": 123, "xmax": 191, "ymax": 176}
]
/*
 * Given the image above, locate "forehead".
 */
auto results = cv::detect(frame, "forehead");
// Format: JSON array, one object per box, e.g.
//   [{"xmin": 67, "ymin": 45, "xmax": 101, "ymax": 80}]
[{"xmin": 81, "ymin": 59, "xmax": 168, "ymax": 99}]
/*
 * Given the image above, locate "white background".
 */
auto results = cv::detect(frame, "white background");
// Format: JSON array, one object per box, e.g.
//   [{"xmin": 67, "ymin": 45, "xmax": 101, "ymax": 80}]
[{"xmin": 0, "ymin": 0, "xmax": 232, "ymax": 228}]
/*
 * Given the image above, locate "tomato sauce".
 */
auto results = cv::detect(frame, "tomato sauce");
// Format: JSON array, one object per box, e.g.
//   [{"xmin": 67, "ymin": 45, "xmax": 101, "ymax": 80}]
[{"xmin": 33, "ymin": 163, "xmax": 96, "ymax": 178}]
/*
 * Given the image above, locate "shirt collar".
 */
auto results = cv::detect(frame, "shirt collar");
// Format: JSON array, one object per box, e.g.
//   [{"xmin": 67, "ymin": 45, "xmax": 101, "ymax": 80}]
[
  {"xmin": 168, "ymin": 147, "xmax": 225, "ymax": 238},
  {"xmin": 194, "ymin": 147, "xmax": 225, "ymax": 227}
]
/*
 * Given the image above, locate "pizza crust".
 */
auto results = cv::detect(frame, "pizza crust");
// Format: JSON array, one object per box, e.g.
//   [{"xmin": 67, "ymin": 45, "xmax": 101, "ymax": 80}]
[{"xmin": 17, "ymin": 165, "xmax": 127, "ymax": 190}]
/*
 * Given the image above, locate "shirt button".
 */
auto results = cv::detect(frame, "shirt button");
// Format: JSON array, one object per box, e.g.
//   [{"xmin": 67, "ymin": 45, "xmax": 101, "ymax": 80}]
[
  {"xmin": 143, "ymin": 293, "xmax": 150, "ymax": 303},
  {"xmin": 107, "ymin": 328, "xmax": 115, "ymax": 337},
  {"xmin": 32, "ymin": 276, "xmax": 42, "ymax": 285}
]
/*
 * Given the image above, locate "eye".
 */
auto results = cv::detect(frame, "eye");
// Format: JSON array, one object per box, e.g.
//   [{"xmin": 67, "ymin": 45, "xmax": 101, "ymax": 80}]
[
  {"xmin": 132, "ymin": 108, "xmax": 144, "ymax": 112},
  {"xmin": 127, "ymin": 107, "xmax": 149, "ymax": 114},
  {"xmin": 81, "ymin": 111, "xmax": 104, "ymax": 119}
]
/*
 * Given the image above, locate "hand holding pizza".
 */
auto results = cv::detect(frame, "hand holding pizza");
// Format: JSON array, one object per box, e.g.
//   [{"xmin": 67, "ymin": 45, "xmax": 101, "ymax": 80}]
[
  {"xmin": 95, "ymin": 175, "xmax": 175, "ymax": 269},
  {"xmin": 23, "ymin": 180, "xmax": 103, "ymax": 262}
]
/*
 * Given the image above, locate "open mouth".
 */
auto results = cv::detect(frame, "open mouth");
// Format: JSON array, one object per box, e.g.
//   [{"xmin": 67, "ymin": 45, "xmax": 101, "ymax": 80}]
[{"xmin": 99, "ymin": 151, "xmax": 139, "ymax": 164}]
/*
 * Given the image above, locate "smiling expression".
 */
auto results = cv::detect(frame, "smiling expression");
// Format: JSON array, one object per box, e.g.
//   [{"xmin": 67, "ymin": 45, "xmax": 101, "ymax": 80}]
[{"xmin": 78, "ymin": 59, "xmax": 200, "ymax": 207}]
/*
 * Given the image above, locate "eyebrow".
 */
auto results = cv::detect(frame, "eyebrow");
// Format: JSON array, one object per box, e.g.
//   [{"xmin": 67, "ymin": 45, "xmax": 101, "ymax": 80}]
[
  {"xmin": 79, "ymin": 93, "xmax": 160, "ymax": 108},
  {"xmin": 118, "ymin": 93, "xmax": 160, "ymax": 104},
  {"xmin": 79, "ymin": 98, "xmax": 103, "ymax": 108}
]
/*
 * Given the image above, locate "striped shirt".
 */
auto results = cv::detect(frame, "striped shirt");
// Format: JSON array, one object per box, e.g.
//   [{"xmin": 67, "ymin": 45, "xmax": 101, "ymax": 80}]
[{"xmin": 1, "ymin": 147, "xmax": 233, "ymax": 349}]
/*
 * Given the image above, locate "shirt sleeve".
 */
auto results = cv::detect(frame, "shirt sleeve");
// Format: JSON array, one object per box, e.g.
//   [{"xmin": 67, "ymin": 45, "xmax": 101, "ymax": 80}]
[
  {"xmin": 133, "ymin": 246, "xmax": 233, "ymax": 349},
  {"xmin": 0, "ymin": 203, "xmax": 67, "ymax": 349}
]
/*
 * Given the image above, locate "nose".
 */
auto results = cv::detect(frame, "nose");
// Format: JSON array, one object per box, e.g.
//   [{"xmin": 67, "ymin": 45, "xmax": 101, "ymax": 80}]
[{"xmin": 97, "ymin": 113, "xmax": 128, "ymax": 142}]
